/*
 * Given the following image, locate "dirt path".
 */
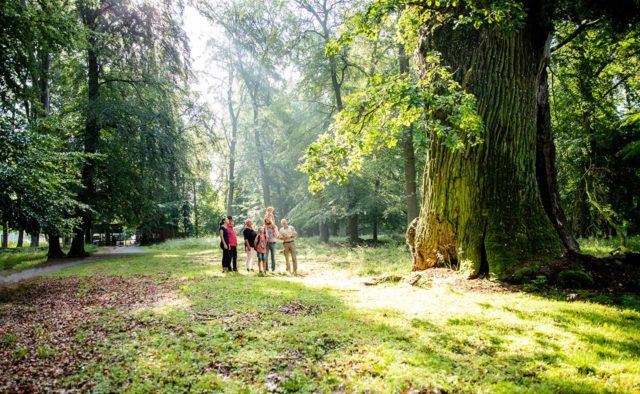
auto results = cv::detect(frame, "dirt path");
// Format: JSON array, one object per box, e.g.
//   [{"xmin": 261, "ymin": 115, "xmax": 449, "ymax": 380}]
[{"xmin": 0, "ymin": 246, "xmax": 146, "ymax": 285}]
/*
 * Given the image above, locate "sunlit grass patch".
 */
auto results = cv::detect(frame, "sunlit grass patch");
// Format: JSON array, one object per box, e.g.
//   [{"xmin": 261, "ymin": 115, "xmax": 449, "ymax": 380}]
[
  {"xmin": 2, "ymin": 237, "xmax": 639, "ymax": 393},
  {"xmin": 579, "ymin": 235, "xmax": 640, "ymax": 257},
  {"xmin": 144, "ymin": 237, "xmax": 219, "ymax": 251}
]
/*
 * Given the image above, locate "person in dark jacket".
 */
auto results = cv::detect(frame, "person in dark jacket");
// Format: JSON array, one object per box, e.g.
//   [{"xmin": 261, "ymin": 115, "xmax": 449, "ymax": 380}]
[
  {"xmin": 225, "ymin": 216, "xmax": 238, "ymax": 272},
  {"xmin": 219, "ymin": 218, "xmax": 231, "ymax": 272}
]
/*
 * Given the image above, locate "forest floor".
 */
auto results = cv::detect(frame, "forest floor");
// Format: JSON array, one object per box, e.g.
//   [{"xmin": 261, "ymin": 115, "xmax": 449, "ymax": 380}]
[{"xmin": 0, "ymin": 237, "xmax": 639, "ymax": 393}]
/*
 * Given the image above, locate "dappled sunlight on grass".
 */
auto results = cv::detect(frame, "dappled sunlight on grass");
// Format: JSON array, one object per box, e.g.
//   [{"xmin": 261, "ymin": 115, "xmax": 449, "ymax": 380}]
[
  {"xmin": 579, "ymin": 235, "xmax": 640, "ymax": 257},
  {"xmin": 4, "ymin": 237, "xmax": 639, "ymax": 392},
  {"xmin": 185, "ymin": 250, "xmax": 214, "ymax": 257},
  {"xmin": 145, "ymin": 292, "xmax": 192, "ymax": 316}
]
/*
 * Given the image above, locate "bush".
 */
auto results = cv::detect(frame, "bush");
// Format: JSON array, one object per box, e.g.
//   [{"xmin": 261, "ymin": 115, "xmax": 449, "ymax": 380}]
[
  {"xmin": 523, "ymin": 275, "xmax": 548, "ymax": 291},
  {"xmin": 557, "ymin": 270, "xmax": 594, "ymax": 288},
  {"xmin": 511, "ymin": 263, "xmax": 541, "ymax": 283}
]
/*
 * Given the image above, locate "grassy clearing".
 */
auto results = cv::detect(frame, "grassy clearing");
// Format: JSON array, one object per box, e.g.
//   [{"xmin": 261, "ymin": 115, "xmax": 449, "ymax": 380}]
[
  {"xmin": 579, "ymin": 235, "xmax": 640, "ymax": 257},
  {"xmin": 1, "ymin": 237, "xmax": 639, "ymax": 393},
  {"xmin": 0, "ymin": 244, "xmax": 100, "ymax": 271},
  {"xmin": 0, "ymin": 249, "xmax": 48, "ymax": 271}
]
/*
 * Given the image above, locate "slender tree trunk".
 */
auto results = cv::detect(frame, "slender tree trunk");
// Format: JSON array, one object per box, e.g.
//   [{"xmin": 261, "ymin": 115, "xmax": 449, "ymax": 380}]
[
  {"xmin": 331, "ymin": 222, "xmax": 339, "ymax": 236},
  {"xmin": 372, "ymin": 220, "xmax": 378, "ymax": 242},
  {"xmin": 317, "ymin": 191, "xmax": 330, "ymax": 242},
  {"xmin": 398, "ymin": 44, "xmax": 419, "ymax": 225},
  {"xmin": 193, "ymin": 180, "xmax": 199, "ymax": 238},
  {"xmin": 411, "ymin": 15, "xmax": 562, "ymax": 278},
  {"xmin": 17, "ymin": 229, "xmax": 24, "ymax": 248},
  {"xmin": 30, "ymin": 231, "xmax": 40, "ymax": 248},
  {"xmin": 329, "ymin": 54, "xmax": 359, "ymax": 239},
  {"xmin": 319, "ymin": 223, "xmax": 329, "ymax": 243},
  {"xmin": 69, "ymin": 13, "xmax": 100, "ymax": 257},
  {"xmin": 346, "ymin": 182, "xmax": 359, "ymax": 243},
  {"xmin": 373, "ymin": 179, "xmax": 380, "ymax": 242},
  {"xmin": 39, "ymin": 52, "xmax": 50, "ymax": 113},
  {"xmin": 251, "ymin": 98, "xmax": 271, "ymax": 207},
  {"xmin": 535, "ymin": 60, "xmax": 580, "ymax": 254},
  {"xmin": 347, "ymin": 215, "xmax": 359, "ymax": 244},
  {"xmin": 327, "ymin": 32, "xmax": 364, "ymax": 243},
  {"xmin": 33, "ymin": 31, "xmax": 59, "ymax": 258},
  {"xmin": 328, "ymin": 56, "xmax": 343, "ymax": 111},
  {"xmin": 226, "ymin": 69, "xmax": 238, "ymax": 216},
  {"xmin": 2, "ymin": 221, "xmax": 8, "ymax": 248}
]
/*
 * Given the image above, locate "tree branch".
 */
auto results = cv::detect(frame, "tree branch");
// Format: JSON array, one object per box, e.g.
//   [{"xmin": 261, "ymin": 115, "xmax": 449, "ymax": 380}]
[
  {"xmin": 551, "ymin": 19, "xmax": 602, "ymax": 53},
  {"xmin": 598, "ymin": 74, "xmax": 632, "ymax": 101},
  {"xmin": 98, "ymin": 78, "xmax": 146, "ymax": 86}
]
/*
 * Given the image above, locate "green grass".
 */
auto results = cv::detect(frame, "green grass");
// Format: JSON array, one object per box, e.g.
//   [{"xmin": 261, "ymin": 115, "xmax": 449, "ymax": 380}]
[
  {"xmin": 0, "ymin": 243, "xmax": 101, "ymax": 271},
  {"xmin": 0, "ymin": 249, "xmax": 48, "ymax": 271},
  {"xmin": 579, "ymin": 235, "xmax": 640, "ymax": 257},
  {"xmin": 4, "ymin": 237, "xmax": 640, "ymax": 393}
]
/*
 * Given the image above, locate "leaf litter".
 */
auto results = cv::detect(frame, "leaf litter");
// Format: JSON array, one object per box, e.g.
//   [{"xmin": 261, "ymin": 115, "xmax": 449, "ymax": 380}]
[{"xmin": 0, "ymin": 276, "xmax": 173, "ymax": 392}]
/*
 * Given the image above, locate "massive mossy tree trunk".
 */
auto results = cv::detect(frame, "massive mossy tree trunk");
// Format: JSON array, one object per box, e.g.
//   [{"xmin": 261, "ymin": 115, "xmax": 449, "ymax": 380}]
[{"xmin": 411, "ymin": 12, "xmax": 563, "ymax": 278}]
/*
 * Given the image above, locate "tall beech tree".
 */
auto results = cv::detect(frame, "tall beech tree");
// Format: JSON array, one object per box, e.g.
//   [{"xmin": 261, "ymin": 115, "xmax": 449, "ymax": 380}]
[
  {"xmin": 398, "ymin": 44, "xmax": 419, "ymax": 226},
  {"xmin": 293, "ymin": 0, "xmax": 362, "ymax": 242},
  {"xmin": 225, "ymin": 65, "xmax": 241, "ymax": 216},
  {"xmin": 199, "ymin": 0, "xmax": 289, "ymax": 209},
  {"xmin": 0, "ymin": 0, "xmax": 78, "ymax": 257},
  {"xmin": 68, "ymin": 0, "xmax": 190, "ymax": 256}
]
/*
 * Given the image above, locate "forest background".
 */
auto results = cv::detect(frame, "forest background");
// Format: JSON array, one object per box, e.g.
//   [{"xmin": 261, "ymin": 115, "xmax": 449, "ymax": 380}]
[{"xmin": 1, "ymin": 0, "xmax": 639, "ymax": 268}]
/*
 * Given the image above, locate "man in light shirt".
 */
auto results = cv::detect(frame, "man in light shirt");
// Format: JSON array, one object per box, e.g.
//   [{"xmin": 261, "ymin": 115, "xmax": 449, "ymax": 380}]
[{"xmin": 278, "ymin": 218, "xmax": 298, "ymax": 274}]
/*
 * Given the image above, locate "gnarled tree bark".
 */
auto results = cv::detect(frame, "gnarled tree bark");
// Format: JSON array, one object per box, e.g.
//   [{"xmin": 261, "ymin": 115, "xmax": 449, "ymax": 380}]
[{"xmin": 410, "ymin": 11, "xmax": 562, "ymax": 278}]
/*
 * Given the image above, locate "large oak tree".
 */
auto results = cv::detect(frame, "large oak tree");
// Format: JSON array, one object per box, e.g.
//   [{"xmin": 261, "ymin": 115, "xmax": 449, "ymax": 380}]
[{"xmin": 304, "ymin": 0, "xmax": 640, "ymax": 277}]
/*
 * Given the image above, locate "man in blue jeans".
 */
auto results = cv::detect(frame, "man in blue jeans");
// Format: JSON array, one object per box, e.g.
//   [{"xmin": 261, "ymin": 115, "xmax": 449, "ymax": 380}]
[{"xmin": 265, "ymin": 218, "xmax": 279, "ymax": 272}]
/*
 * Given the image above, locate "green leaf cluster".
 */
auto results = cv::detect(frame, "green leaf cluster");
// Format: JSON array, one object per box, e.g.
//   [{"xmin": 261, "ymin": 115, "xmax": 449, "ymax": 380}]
[{"xmin": 301, "ymin": 53, "xmax": 482, "ymax": 192}]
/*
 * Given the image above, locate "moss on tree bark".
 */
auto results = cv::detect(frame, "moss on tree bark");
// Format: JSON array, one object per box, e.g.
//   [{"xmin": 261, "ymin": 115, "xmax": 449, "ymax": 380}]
[{"xmin": 411, "ymin": 15, "xmax": 562, "ymax": 278}]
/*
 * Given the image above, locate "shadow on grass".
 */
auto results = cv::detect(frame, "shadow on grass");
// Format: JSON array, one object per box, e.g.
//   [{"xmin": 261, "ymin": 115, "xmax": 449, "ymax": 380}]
[
  {"xmin": 3, "ymin": 242, "xmax": 640, "ymax": 392},
  {"xmin": 48, "ymin": 275, "xmax": 640, "ymax": 393}
]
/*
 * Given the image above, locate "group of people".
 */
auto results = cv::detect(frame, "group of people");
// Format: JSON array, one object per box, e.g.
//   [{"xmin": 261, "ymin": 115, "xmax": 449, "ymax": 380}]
[{"xmin": 218, "ymin": 207, "xmax": 299, "ymax": 275}]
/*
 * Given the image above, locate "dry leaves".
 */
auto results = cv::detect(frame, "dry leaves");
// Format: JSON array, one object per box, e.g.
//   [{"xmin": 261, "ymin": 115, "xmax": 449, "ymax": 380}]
[{"xmin": 0, "ymin": 276, "xmax": 173, "ymax": 392}]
